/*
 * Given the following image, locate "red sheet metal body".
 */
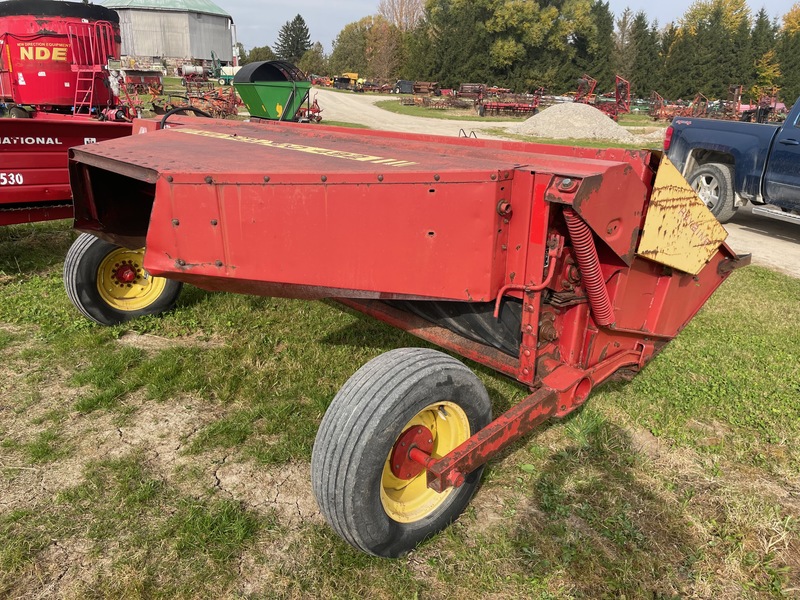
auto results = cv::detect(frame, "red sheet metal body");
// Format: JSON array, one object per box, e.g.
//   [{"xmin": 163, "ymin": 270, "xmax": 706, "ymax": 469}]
[
  {"xmin": 68, "ymin": 117, "xmax": 745, "ymax": 491},
  {"xmin": 0, "ymin": 116, "xmax": 131, "ymax": 225},
  {"xmin": 69, "ymin": 118, "xmax": 740, "ymax": 379}
]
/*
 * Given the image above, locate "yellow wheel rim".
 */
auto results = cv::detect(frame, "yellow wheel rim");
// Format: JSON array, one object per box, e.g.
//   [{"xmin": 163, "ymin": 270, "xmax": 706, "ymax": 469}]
[
  {"xmin": 381, "ymin": 401, "xmax": 471, "ymax": 523},
  {"xmin": 96, "ymin": 247, "xmax": 167, "ymax": 312}
]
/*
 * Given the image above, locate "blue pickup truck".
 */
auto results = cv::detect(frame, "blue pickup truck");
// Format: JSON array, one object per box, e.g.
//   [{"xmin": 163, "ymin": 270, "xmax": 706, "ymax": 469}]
[{"xmin": 665, "ymin": 97, "xmax": 800, "ymax": 224}]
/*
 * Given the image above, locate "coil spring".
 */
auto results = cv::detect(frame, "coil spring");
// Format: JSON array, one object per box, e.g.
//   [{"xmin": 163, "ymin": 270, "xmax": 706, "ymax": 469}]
[{"xmin": 563, "ymin": 207, "xmax": 615, "ymax": 326}]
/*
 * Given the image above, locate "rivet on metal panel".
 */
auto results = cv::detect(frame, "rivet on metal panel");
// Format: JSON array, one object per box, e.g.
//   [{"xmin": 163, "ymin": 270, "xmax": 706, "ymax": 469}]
[
  {"xmin": 204, "ymin": 176, "xmax": 213, "ymax": 184},
  {"xmin": 434, "ymin": 174, "xmax": 440, "ymax": 181},
  {"xmin": 491, "ymin": 174, "xmax": 497, "ymax": 181},
  {"xmin": 523, "ymin": 349, "xmax": 531, "ymax": 357},
  {"xmin": 215, "ymin": 260, "xmax": 223, "ymax": 267},
  {"xmin": 525, "ymin": 304, "xmax": 534, "ymax": 312},
  {"xmin": 171, "ymin": 219, "xmax": 179, "ymax": 226},
  {"xmin": 176, "ymin": 259, "xmax": 185, "ymax": 267},
  {"xmin": 166, "ymin": 175, "xmax": 173, "ymax": 183},
  {"xmin": 321, "ymin": 175, "xmax": 328, "ymax": 182},
  {"xmin": 503, "ymin": 171, "xmax": 510, "ymax": 178},
  {"xmin": 377, "ymin": 174, "xmax": 384, "ymax": 182},
  {"xmin": 501, "ymin": 245, "xmax": 507, "ymax": 251},
  {"xmin": 210, "ymin": 219, "xmax": 218, "ymax": 226},
  {"xmin": 263, "ymin": 176, "xmax": 270, "ymax": 183},
  {"xmin": 522, "ymin": 368, "xmax": 530, "ymax": 375},
  {"xmin": 524, "ymin": 325, "xmax": 534, "ymax": 334}
]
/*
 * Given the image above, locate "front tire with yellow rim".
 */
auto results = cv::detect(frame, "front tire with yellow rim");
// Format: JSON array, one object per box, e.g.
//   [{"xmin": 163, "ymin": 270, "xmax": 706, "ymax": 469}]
[
  {"xmin": 311, "ymin": 347, "xmax": 491, "ymax": 557},
  {"xmin": 64, "ymin": 233, "xmax": 183, "ymax": 326}
]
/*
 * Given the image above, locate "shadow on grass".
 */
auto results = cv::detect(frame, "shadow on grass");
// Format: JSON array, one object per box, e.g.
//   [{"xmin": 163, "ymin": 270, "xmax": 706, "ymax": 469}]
[
  {"xmin": 0, "ymin": 220, "xmax": 76, "ymax": 273},
  {"xmin": 512, "ymin": 417, "xmax": 701, "ymax": 596}
]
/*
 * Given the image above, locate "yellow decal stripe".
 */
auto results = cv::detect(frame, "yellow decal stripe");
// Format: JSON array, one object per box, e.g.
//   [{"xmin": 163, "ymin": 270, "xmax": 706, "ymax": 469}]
[{"xmin": 175, "ymin": 128, "xmax": 419, "ymax": 168}]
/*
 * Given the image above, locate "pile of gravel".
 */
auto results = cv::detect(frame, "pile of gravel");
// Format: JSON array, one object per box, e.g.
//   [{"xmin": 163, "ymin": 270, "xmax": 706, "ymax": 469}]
[{"xmin": 508, "ymin": 102, "xmax": 638, "ymax": 143}]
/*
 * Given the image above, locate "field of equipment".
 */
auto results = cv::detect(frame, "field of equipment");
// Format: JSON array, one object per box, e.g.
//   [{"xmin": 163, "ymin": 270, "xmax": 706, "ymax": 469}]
[{"xmin": 63, "ymin": 116, "xmax": 747, "ymax": 557}]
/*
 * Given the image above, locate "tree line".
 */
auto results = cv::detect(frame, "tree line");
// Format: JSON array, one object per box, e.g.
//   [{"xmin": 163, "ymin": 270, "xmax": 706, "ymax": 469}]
[{"xmin": 240, "ymin": 0, "xmax": 800, "ymax": 104}]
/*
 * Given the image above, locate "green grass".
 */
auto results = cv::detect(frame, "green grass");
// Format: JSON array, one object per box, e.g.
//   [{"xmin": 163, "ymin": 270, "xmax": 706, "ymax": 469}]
[{"xmin": 0, "ymin": 220, "xmax": 798, "ymax": 597}]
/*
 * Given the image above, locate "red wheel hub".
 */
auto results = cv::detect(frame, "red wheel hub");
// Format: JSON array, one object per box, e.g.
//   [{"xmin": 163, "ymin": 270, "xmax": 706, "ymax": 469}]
[
  {"xmin": 114, "ymin": 263, "xmax": 137, "ymax": 283},
  {"xmin": 390, "ymin": 426, "xmax": 433, "ymax": 480}
]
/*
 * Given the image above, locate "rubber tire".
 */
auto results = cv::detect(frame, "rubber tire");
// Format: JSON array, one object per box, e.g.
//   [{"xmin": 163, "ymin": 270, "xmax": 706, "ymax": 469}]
[
  {"xmin": 64, "ymin": 233, "xmax": 183, "ymax": 326},
  {"xmin": 218, "ymin": 78, "xmax": 226, "ymax": 86},
  {"xmin": 688, "ymin": 162, "xmax": 738, "ymax": 223},
  {"xmin": 9, "ymin": 106, "xmax": 29, "ymax": 118},
  {"xmin": 311, "ymin": 347, "xmax": 492, "ymax": 558}
]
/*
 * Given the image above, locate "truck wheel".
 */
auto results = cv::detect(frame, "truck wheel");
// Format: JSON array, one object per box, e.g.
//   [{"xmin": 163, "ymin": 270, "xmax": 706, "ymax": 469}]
[
  {"xmin": 689, "ymin": 163, "xmax": 738, "ymax": 223},
  {"xmin": 9, "ymin": 106, "xmax": 29, "ymax": 118},
  {"xmin": 218, "ymin": 78, "xmax": 226, "ymax": 86},
  {"xmin": 64, "ymin": 233, "xmax": 183, "ymax": 326},
  {"xmin": 311, "ymin": 348, "xmax": 492, "ymax": 557}
]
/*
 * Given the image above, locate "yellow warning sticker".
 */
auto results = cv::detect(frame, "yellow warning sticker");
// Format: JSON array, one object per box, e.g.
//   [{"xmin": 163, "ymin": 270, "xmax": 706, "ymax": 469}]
[{"xmin": 175, "ymin": 128, "xmax": 419, "ymax": 168}]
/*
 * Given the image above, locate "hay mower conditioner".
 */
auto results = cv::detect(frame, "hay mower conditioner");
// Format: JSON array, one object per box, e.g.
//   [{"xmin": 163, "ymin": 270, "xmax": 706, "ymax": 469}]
[{"xmin": 65, "ymin": 118, "xmax": 747, "ymax": 557}]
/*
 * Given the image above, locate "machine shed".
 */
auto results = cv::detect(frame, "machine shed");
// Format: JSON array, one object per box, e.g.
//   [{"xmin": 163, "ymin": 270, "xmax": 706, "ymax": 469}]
[{"xmin": 99, "ymin": 0, "xmax": 233, "ymax": 64}]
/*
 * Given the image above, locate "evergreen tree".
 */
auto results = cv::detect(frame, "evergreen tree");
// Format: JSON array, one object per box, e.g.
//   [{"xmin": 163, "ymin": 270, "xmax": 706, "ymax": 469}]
[
  {"xmin": 629, "ymin": 12, "xmax": 660, "ymax": 97},
  {"xmin": 749, "ymin": 8, "xmax": 778, "ymax": 89},
  {"xmin": 777, "ymin": 5, "xmax": 800, "ymax": 102},
  {"xmin": 657, "ymin": 24, "xmax": 678, "ymax": 95},
  {"xmin": 751, "ymin": 7, "xmax": 777, "ymax": 60},
  {"xmin": 613, "ymin": 8, "xmax": 636, "ymax": 80},
  {"xmin": 275, "ymin": 15, "xmax": 312, "ymax": 64},
  {"xmin": 662, "ymin": 29, "xmax": 698, "ymax": 98},
  {"xmin": 572, "ymin": 1, "xmax": 615, "ymax": 86},
  {"xmin": 732, "ymin": 16, "xmax": 753, "ymax": 89},
  {"xmin": 424, "ymin": 0, "xmax": 492, "ymax": 88},
  {"xmin": 777, "ymin": 30, "xmax": 800, "ymax": 102}
]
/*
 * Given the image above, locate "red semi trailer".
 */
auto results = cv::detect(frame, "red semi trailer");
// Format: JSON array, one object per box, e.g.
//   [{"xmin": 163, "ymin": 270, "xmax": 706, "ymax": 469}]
[{"xmin": 62, "ymin": 118, "xmax": 748, "ymax": 556}]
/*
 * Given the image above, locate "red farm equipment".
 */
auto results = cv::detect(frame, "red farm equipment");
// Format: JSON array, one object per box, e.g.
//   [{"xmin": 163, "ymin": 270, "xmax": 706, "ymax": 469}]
[
  {"xmin": 0, "ymin": 0, "xmax": 134, "ymax": 227},
  {"xmin": 0, "ymin": 117, "xmax": 131, "ymax": 225},
  {"xmin": 574, "ymin": 74, "xmax": 598, "ymax": 104},
  {"xmin": 0, "ymin": 0, "xmax": 126, "ymax": 118},
  {"xmin": 63, "ymin": 117, "xmax": 747, "ymax": 557},
  {"xmin": 576, "ymin": 75, "xmax": 630, "ymax": 121},
  {"xmin": 478, "ymin": 89, "xmax": 543, "ymax": 117}
]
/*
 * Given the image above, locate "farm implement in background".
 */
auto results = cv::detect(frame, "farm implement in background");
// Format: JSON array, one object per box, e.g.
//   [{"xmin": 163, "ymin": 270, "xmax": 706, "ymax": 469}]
[
  {"xmin": 233, "ymin": 61, "xmax": 322, "ymax": 123},
  {"xmin": 575, "ymin": 74, "xmax": 631, "ymax": 121},
  {"xmin": 63, "ymin": 116, "xmax": 747, "ymax": 557},
  {"xmin": 0, "ymin": 0, "xmax": 140, "ymax": 121},
  {"xmin": 478, "ymin": 88, "xmax": 545, "ymax": 117}
]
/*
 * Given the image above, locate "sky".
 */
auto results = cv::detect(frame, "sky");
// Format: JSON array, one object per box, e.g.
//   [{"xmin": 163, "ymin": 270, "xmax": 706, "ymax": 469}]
[{"xmin": 224, "ymin": 0, "xmax": 798, "ymax": 54}]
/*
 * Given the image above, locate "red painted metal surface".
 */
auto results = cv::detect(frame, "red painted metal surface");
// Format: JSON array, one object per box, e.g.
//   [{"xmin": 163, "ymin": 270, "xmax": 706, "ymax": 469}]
[
  {"xmin": 0, "ymin": 116, "xmax": 131, "ymax": 225},
  {"xmin": 391, "ymin": 426, "xmax": 433, "ymax": 480},
  {"xmin": 67, "ymin": 118, "xmax": 745, "ymax": 493},
  {"xmin": 0, "ymin": 2, "xmax": 120, "ymax": 110}
]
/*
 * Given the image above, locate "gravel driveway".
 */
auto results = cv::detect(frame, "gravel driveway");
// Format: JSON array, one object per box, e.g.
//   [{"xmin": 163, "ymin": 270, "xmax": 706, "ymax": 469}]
[{"xmin": 311, "ymin": 88, "xmax": 800, "ymax": 278}]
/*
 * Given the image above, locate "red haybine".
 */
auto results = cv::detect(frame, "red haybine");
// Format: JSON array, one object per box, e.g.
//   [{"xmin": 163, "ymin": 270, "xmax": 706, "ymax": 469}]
[{"xmin": 64, "ymin": 117, "xmax": 747, "ymax": 557}]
